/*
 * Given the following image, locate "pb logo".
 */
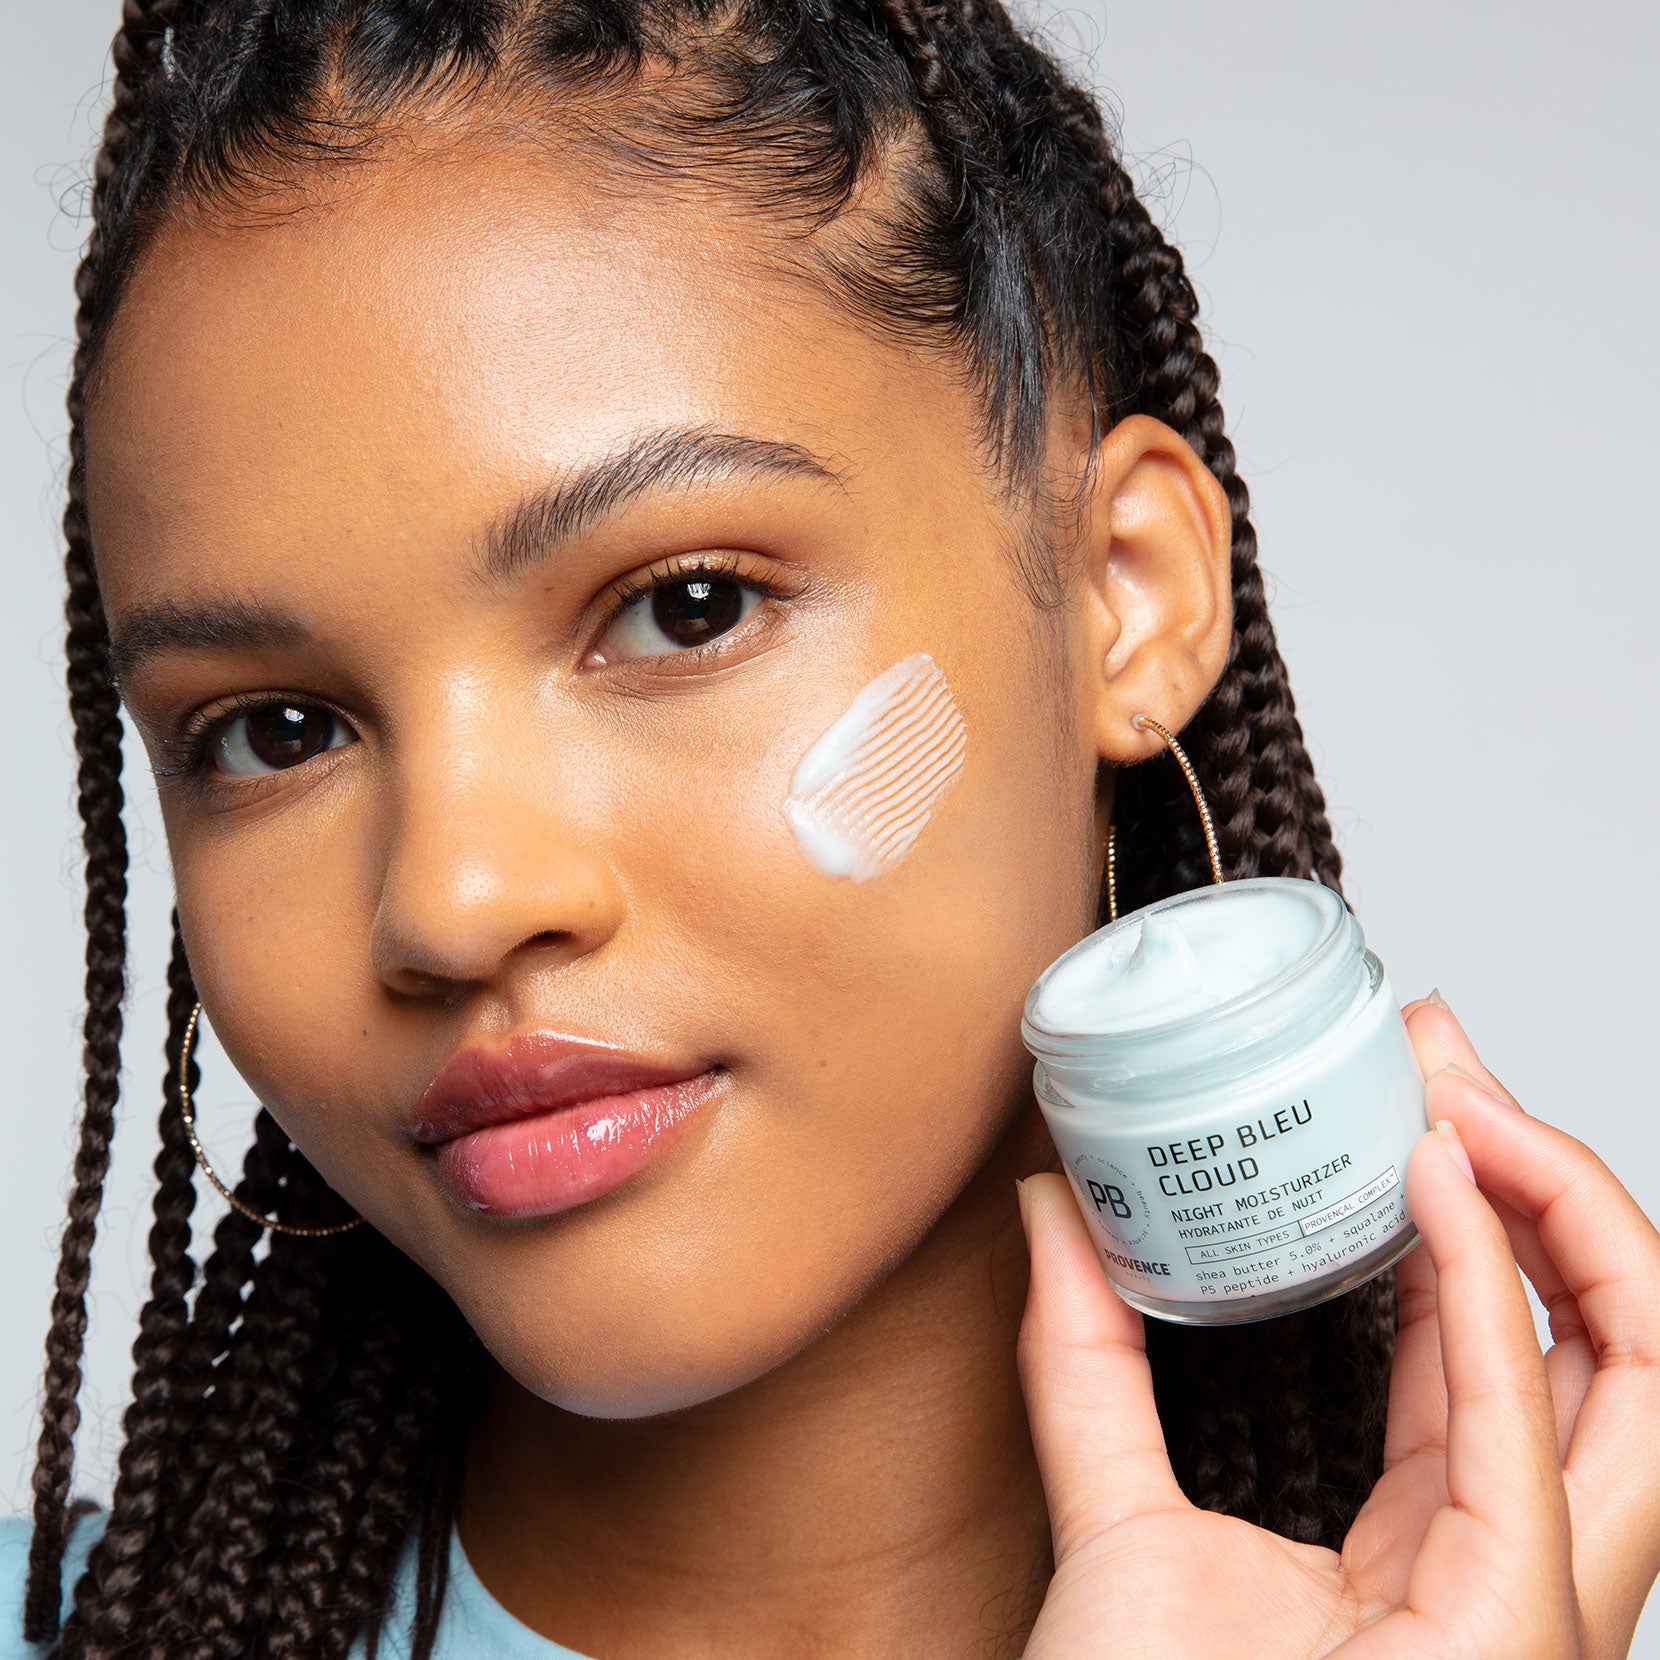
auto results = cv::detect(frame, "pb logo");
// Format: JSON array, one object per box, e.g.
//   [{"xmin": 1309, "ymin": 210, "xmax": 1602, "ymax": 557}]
[
  {"xmin": 1086, "ymin": 1179, "xmax": 1133, "ymax": 1220},
  {"xmin": 1073, "ymin": 1156, "xmax": 1150, "ymax": 1247}
]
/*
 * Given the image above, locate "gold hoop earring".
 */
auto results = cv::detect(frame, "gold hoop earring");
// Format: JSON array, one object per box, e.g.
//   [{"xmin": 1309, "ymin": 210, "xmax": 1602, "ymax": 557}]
[
  {"xmin": 1105, "ymin": 715, "xmax": 1226, "ymax": 924},
  {"xmin": 178, "ymin": 1002, "xmax": 364, "ymax": 1238}
]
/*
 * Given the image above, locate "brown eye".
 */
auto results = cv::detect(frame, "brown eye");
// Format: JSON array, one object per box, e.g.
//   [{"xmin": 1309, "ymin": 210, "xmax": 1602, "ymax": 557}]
[
  {"xmin": 210, "ymin": 703, "xmax": 353, "ymax": 777},
  {"xmin": 652, "ymin": 577, "xmax": 744, "ymax": 644},
  {"xmin": 598, "ymin": 574, "xmax": 761, "ymax": 662}
]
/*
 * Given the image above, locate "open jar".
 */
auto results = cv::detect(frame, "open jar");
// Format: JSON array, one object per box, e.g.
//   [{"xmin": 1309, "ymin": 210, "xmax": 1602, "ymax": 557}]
[{"xmin": 1021, "ymin": 877, "xmax": 1427, "ymax": 1325}]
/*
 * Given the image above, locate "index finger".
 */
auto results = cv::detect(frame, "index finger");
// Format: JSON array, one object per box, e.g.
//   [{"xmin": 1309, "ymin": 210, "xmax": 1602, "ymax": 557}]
[
  {"xmin": 1439, "ymin": 1080, "xmax": 1660, "ymax": 1376},
  {"xmin": 1436, "ymin": 1076, "xmax": 1660, "ymax": 1628},
  {"xmin": 1405, "ymin": 1122, "xmax": 1569, "ymax": 1572}
]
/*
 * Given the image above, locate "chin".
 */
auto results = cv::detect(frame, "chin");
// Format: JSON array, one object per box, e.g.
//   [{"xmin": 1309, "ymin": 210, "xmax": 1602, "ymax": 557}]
[
  {"xmin": 518, "ymin": 1358, "xmax": 778, "ymax": 1421},
  {"xmin": 479, "ymin": 1304, "xmax": 837, "ymax": 1420},
  {"xmin": 446, "ymin": 1231, "xmax": 875, "ymax": 1421}
]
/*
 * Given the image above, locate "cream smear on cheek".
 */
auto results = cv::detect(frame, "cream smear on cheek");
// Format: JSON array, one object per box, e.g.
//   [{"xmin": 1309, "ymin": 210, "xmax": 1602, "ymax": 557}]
[{"xmin": 782, "ymin": 652, "xmax": 967, "ymax": 881}]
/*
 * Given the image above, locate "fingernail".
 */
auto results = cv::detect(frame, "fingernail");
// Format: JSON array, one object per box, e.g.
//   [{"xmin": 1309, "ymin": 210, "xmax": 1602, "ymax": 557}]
[
  {"xmin": 1435, "ymin": 1118, "xmax": 1476, "ymax": 1183},
  {"xmin": 1441, "ymin": 1060, "xmax": 1514, "ymax": 1107},
  {"xmin": 1427, "ymin": 987, "xmax": 1451, "ymax": 1011},
  {"xmin": 1015, "ymin": 1177, "xmax": 1032, "ymax": 1237}
]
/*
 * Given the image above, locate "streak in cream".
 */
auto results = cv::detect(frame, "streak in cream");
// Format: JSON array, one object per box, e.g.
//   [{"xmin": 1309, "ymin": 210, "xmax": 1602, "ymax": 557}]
[{"xmin": 783, "ymin": 653, "xmax": 966, "ymax": 881}]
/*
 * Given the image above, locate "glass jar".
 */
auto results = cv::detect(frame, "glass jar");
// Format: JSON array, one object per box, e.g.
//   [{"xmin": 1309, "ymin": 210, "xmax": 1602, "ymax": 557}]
[{"xmin": 1021, "ymin": 877, "xmax": 1427, "ymax": 1325}]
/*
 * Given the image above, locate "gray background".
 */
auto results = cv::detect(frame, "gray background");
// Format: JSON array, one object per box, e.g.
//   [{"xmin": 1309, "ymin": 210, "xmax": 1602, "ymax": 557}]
[{"xmin": 5, "ymin": 0, "xmax": 1658, "ymax": 1647}]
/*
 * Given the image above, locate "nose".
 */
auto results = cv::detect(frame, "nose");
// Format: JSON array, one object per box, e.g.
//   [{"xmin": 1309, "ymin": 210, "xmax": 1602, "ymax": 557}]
[{"xmin": 369, "ymin": 704, "xmax": 628, "ymax": 1001}]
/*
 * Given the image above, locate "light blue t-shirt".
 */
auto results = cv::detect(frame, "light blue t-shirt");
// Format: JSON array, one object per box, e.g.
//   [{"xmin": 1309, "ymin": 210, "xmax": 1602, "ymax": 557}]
[{"xmin": 0, "ymin": 1509, "xmax": 594, "ymax": 1658}]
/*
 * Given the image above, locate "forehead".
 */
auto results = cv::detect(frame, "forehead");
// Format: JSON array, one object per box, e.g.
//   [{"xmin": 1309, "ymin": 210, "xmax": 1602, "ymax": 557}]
[{"xmin": 82, "ymin": 144, "xmax": 981, "ymax": 604}]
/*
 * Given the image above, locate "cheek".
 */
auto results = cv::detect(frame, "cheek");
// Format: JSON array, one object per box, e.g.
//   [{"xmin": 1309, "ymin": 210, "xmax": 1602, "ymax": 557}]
[
  {"xmin": 604, "ymin": 645, "xmax": 1090, "ymax": 1062},
  {"xmin": 597, "ymin": 649, "xmax": 1092, "ymax": 1252},
  {"xmin": 164, "ymin": 786, "xmax": 399, "ymax": 1196}
]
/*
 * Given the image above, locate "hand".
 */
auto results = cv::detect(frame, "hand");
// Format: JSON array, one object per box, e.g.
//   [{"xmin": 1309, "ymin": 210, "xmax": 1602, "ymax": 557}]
[{"xmin": 1015, "ymin": 995, "xmax": 1660, "ymax": 1660}]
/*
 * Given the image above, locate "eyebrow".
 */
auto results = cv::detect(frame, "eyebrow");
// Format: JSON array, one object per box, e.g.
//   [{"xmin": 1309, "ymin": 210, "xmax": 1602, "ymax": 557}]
[
  {"xmin": 105, "ymin": 427, "xmax": 843, "ymax": 685},
  {"xmin": 475, "ymin": 425, "xmax": 845, "ymax": 584},
  {"xmin": 107, "ymin": 594, "xmax": 308, "ymax": 687}
]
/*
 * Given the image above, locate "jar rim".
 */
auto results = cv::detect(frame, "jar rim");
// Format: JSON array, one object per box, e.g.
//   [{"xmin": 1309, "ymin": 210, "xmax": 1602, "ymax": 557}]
[{"xmin": 1021, "ymin": 875, "xmax": 1353, "ymax": 1061}]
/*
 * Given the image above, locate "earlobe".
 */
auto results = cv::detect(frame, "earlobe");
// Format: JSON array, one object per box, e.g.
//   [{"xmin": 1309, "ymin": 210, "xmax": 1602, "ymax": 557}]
[{"xmin": 1074, "ymin": 414, "xmax": 1234, "ymax": 763}]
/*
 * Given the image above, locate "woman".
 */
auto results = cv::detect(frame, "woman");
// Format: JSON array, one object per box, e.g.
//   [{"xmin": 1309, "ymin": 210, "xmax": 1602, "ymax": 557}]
[{"xmin": 7, "ymin": 2, "xmax": 1659, "ymax": 1656}]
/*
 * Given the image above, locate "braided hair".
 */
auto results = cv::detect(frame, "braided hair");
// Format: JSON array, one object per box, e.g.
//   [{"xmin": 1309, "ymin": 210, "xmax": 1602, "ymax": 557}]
[{"xmin": 27, "ymin": 2, "xmax": 1395, "ymax": 1652}]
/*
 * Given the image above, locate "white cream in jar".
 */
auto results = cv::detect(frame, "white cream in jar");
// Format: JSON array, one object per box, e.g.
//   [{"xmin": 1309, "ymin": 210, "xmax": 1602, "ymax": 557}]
[{"xmin": 1022, "ymin": 878, "xmax": 1427, "ymax": 1324}]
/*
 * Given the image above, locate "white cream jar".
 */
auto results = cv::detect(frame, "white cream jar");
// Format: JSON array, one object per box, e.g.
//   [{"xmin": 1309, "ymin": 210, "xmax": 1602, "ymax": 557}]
[{"xmin": 1021, "ymin": 878, "xmax": 1427, "ymax": 1325}]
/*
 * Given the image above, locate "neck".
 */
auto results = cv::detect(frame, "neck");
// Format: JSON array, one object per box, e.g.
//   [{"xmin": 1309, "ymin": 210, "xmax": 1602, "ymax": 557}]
[{"xmin": 459, "ymin": 1101, "xmax": 1058, "ymax": 1660}]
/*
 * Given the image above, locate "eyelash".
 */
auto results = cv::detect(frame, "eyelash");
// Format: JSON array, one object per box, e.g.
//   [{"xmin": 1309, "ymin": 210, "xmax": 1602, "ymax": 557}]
[{"xmin": 156, "ymin": 552, "xmax": 792, "ymax": 790}]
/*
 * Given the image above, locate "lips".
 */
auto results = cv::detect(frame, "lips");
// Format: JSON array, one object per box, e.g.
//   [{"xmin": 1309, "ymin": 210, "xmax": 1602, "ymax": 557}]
[{"xmin": 415, "ymin": 1032, "xmax": 723, "ymax": 1218}]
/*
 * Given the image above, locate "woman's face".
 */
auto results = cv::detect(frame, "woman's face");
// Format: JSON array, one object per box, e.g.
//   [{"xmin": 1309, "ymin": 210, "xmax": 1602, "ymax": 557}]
[{"xmin": 85, "ymin": 145, "xmax": 1119, "ymax": 1416}]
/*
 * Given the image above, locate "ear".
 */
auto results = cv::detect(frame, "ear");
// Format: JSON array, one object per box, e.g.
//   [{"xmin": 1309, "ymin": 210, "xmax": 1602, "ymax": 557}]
[{"xmin": 1073, "ymin": 414, "xmax": 1233, "ymax": 763}]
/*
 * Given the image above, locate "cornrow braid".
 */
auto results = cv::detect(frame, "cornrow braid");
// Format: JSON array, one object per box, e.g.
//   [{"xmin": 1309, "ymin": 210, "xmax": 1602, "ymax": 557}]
[
  {"xmin": 260, "ymin": 1285, "xmax": 427, "ymax": 1660},
  {"xmin": 163, "ymin": 1138, "xmax": 429, "ymax": 1660},
  {"xmin": 252, "ymin": 1192, "xmax": 456, "ymax": 1660},
  {"xmin": 257, "ymin": 1294, "xmax": 398, "ymax": 1660},
  {"xmin": 1184, "ymin": 1345, "xmax": 1262, "ymax": 1525},
  {"xmin": 1308, "ymin": 1272, "xmax": 1401, "ymax": 1512},
  {"xmin": 22, "ymin": 0, "xmax": 183, "ymax": 1638},
  {"xmin": 51, "ymin": 1107, "xmax": 289, "ymax": 1659},
  {"xmin": 23, "ymin": 390, "xmax": 129, "ymax": 1648},
  {"xmin": 141, "ymin": 1118, "xmax": 287, "ymax": 1621},
  {"xmin": 57, "ymin": 917, "xmax": 199, "ymax": 1653},
  {"xmin": 162, "ymin": 1116, "xmax": 324, "ymax": 1660},
  {"xmin": 318, "ymin": 1251, "xmax": 480, "ymax": 1660}
]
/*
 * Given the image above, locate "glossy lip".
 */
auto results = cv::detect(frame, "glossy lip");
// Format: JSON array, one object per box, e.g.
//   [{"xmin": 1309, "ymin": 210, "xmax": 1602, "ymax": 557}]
[
  {"xmin": 414, "ymin": 1032, "xmax": 712, "ymax": 1144},
  {"xmin": 414, "ymin": 1031, "xmax": 724, "ymax": 1219}
]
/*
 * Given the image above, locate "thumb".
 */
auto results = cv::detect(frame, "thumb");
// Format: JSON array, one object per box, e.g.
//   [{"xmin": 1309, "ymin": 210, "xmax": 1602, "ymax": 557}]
[{"xmin": 1017, "ymin": 1172, "xmax": 1190, "ymax": 1558}]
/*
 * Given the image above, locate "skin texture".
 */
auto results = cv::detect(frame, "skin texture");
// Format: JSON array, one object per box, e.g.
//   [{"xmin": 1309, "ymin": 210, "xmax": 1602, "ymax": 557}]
[{"xmin": 85, "ymin": 143, "xmax": 1233, "ymax": 1658}]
